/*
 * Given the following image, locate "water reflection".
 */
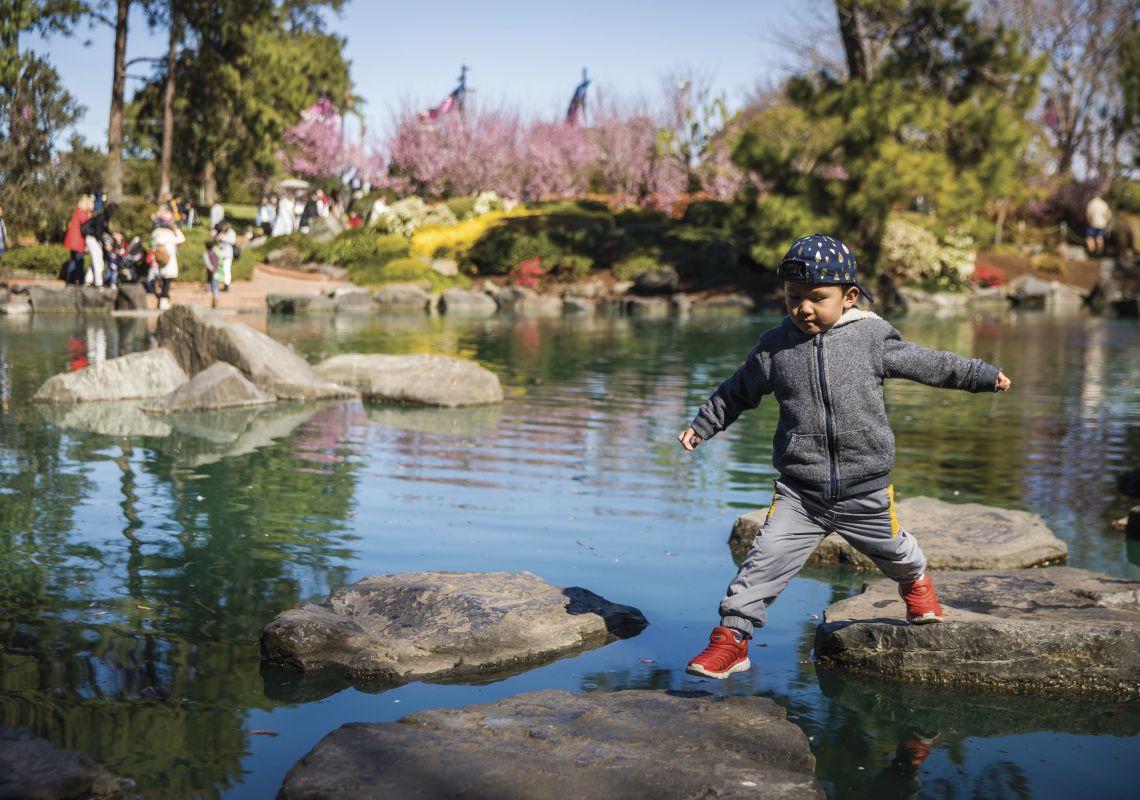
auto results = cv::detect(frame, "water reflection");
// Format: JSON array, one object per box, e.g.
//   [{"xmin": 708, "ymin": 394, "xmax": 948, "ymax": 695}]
[{"xmin": 1, "ymin": 311, "xmax": 1138, "ymax": 798}]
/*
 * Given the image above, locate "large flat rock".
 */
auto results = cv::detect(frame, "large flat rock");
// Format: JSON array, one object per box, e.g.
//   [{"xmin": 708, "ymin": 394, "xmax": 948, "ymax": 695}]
[
  {"xmin": 439, "ymin": 287, "xmax": 497, "ymax": 317},
  {"xmin": 277, "ymin": 690, "xmax": 823, "ymax": 800},
  {"xmin": 156, "ymin": 304, "xmax": 357, "ymax": 401},
  {"xmin": 814, "ymin": 567, "xmax": 1140, "ymax": 695},
  {"xmin": 314, "ymin": 353, "xmax": 503, "ymax": 407},
  {"xmin": 0, "ymin": 725, "xmax": 129, "ymax": 799},
  {"xmin": 33, "ymin": 349, "xmax": 188, "ymax": 403},
  {"xmin": 731, "ymin": 496, "xmax": 1068, "ymax": 569},
  {"xmin": 26, "ymin": 285, "xmax": 114, "ymax": 314},
  {"xmin": 260, "ymin": 572, "xmax": 647, "ymax": 686},
  {"xmin": 141, "ymin": 361, "xmax": 276, "ymax": 413}
]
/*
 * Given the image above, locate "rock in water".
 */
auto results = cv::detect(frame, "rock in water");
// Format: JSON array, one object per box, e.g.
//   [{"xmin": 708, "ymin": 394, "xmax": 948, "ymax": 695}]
[
  {"xmin": 730, "ymin": 496, "xmax": 1068, "ymax": 570},
  {"xmin": 314, "ymin": 353, "xmax": 503, "ymax": 407},
  {"xmin": 439, "ymin": 288, "xmax": 497, "ymax": 317},
  {"xmin": 0, "ymin": 725, "xmax": 129, "ymax": 799},
  {"xmin": 33, "ymin": 349, "xmax": 188, "ymax": 403},
  {"xmin": 141, "ymin": 361, "xmax": 276, "ymax": 413},
  {"xmin": 277, "ymin": 690, "xmax": 823, "ymax": 800},
  {"xmin": 814, "ymin": 567, "xmax": 1140, "ymax": 694},
  {"xmin": 260, "ymin": 572, "xmax": 647, "ymax": 685},
  {"xmin": 156, "ymin": 304, "xmax": 356, "ymax": 401},
  {"xmin": 372, "ymin": 283, "xmax": 431, "ymax": 312}
]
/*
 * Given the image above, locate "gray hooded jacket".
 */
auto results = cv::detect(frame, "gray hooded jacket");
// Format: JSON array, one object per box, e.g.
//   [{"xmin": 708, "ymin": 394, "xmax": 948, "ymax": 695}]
[{"xmin": 690, "ymin": 309, "xmax": 1001, "ymax": 499}]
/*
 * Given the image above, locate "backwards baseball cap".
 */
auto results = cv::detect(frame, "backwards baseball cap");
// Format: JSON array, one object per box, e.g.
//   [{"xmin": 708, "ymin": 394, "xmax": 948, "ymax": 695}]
[{"xmin": 776, "ymin": 233, "xmax": 874, "ymax": 303}]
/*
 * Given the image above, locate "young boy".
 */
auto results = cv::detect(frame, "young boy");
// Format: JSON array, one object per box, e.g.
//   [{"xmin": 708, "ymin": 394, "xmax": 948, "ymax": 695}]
[
  {"xmin": 678, "ymin": 233, "xmax": 1011, "ymax": 680},
  {"xmin": 203, "ymin": 239, "xmax": 220, "ymax": 308}
]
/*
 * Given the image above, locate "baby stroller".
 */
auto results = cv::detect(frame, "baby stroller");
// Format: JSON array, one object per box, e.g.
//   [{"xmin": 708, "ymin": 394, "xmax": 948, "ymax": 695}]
[{"xmin": 116, "ymin": 237, "xmax": 148, "ymax": 283}]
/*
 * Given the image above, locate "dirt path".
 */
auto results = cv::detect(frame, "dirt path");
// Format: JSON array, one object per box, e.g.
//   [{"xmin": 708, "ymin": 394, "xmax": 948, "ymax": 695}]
[{"xmin": 8, "ymin": 263, "xmax": 346, "ymax": 313}]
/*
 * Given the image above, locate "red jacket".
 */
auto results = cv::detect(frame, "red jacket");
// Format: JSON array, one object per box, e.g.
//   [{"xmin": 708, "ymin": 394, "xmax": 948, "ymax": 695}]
[{"xmin": 64, "ymin": 207, "xmax": 91, "ymax": 253}]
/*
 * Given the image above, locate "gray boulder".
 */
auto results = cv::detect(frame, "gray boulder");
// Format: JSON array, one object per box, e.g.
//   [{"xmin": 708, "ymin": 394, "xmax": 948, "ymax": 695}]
[
  {"xmin": 0, "ymin": 725, "xmax": 130, "ymax": 800},
  {"xmin": 496, "ymin": 285, "xmax": 536, "ymax": 310},
  {"xmin": 561, "ymin": 296, "xmax": 595, "ymax": 315},
  {"xmin": 267, "ymin": 293, "xmax": 336, "ymax": 314},
  {"xmin": 373, "ymin": 283, "xmax": 431, "ymax": 311},
  {"xmin": 730, "ymin": 496, "xmax": 1068, "ymax": 570},
  {"xmin": 814, "ymin": 567, "xmax": 1140, "ymax": 694},
  {"xmin": 314, "ymin": 353, "xmax": 502, "ymax": 407},
  {"xmin": 307, "ymin": 214, "xmax": 344, "ymax": 243},
  {"xmin": 33, "ymin": 349, "xmax": 188, "ymax": 403},
  {"xmin": 633, "ymin": 266, "xmax": 679, "ymax": 295},
  {"xmin": 672, "ymin": 293, "xmax": 693, "ymax": 314},
  {"xmin": 259, "ymin": 571, "xmax": 647, "ymax": 685},
  {"xmin": 1006, "ymin": 275, "xmax": 1084, "ymax": 309},
  {"xmin": 27, "ymin": 285, "xmax": 115, "ymax": 314},
  {"xmin": 624, "ymin": 296, "xmax": 671, "ymax": 317},
  {"xmin": 1, "ymin": 298, "xmax": 31, "ymax": 314},
  {"xmin": 156, "ymin": 304, "xmax": 357, "ymax": 401},
  {"xmin": 330, "ymin": 285, "xmax": 372, "ymax": 312},
  {"xmin": 691, "ymin": 292, "xmax": 756, "ymax": 313},
  {"xmin": 439, "ymin": 287, "xmax": 497, "ymax": 317},
  {"xmin": 114, "ymin": 282, "xmax": 148, "ymax": 311},
  {"xmin": 278, "ymin": 690, "xmax": 822, "ymax": 800},
  {"xmin": 141, "ymin": 362, "xmax": 276, "ymax": 414},
  {"xmin": 562, "ymin": 278, "xmax": 606, "ymax": 299}
]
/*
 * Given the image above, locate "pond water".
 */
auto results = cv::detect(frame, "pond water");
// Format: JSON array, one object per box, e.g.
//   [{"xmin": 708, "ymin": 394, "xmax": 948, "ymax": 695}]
[{"xmin": 1, "ymin": 307, "xmax": 1138, "ymax": 799}]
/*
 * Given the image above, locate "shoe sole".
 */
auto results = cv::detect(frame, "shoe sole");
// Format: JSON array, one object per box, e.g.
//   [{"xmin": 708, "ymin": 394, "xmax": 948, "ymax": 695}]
[
  {"xmin": 908, "ymin": 614, "xmax": 944, "ymax": 624},
  {"xmin": 685, "ymin": 658, "xmax": 752, "ymax": 680}
]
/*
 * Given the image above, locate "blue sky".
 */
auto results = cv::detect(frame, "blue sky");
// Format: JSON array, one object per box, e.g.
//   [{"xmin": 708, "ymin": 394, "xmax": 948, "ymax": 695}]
[{"xmin": 35, "ymin": 1, "xmax": 816, "ymax": 146}]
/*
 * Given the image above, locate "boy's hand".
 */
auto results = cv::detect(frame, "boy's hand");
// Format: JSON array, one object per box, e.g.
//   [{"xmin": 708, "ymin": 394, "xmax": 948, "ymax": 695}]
[
  {"xmin": 995, "ymin": 371, "xmax": 1011, "ymax": 392},
  {"xmin": 678, "ymin": 427, "xmax": 703, "ymax": 451}
]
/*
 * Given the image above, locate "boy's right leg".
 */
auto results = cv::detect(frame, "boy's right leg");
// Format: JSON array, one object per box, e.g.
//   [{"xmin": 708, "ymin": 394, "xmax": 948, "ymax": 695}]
[{"xmin": 687, "ymin": 481, "xmax": 827, "ymax": 679}]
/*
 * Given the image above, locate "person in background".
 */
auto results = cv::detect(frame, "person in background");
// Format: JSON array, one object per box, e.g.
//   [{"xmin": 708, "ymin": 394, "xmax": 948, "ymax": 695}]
[
  {"xmin": 272, "ymin": 193, "xmax": 295, "ymax": 236},
  {"xmin": 63, "ymin": 195, "xmax": 93, "ymax": 285},
  {"xmin": 1085, "ymin": 194, "xmax": 1111, "ymax": 256},
  {"xmin": 214, "ymin": 220, "xmax": 236, "ymax": 292},
  {"xmin": 81, "ymin": 201, "xmax": 117, "ymax": 288},
  {"xmin": 203, "ymin": 238, "xmax": 220, "ymax": 307},
  {"xmin": 151, "ymin": 211, "xmax": 186, "ymax": 310},
  {"xmin": 255, "ymin": 195, "xmax": 276, "ymax": 237},
  {"xmin": 209, "ymin": 200, "xmax": 225, "ymax": 231},
  {"xmin": 299, "ymin": 193, "xmax": 318, "ymax": 233},
  {"xmin": 368, "ymin": 194, "xmax": 389, "ymax": 225},
  {"xmin": 103, "ymin": 231, "xmax": 127, "ymax": 287}
]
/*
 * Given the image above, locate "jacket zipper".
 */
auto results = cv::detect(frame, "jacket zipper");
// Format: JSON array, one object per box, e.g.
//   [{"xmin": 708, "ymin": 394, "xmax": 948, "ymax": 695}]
[{"xmin": 815, "ymin": 334, "xmax": 839, "ymax": 499}]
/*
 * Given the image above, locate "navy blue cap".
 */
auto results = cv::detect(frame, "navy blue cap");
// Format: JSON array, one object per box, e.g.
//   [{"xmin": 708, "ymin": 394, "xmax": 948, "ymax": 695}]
[{"xmin": 776, "ymin": 233, "xmax": 874, "ymax": 303}]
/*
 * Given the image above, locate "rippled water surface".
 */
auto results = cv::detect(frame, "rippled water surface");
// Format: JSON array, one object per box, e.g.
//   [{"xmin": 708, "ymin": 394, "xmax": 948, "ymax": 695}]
[{"xmin": 1, "ymin": 308, "xmax": 1138, "ymax": 799}]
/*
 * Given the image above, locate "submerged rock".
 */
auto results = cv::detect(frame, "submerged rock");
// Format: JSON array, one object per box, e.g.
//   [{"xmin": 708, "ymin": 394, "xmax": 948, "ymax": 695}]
[
  {"xmin": 0, "ymin": 725, "xmax": 130, "ymax": 799},
  {"xmin": 314, "ymin": 353, "xmax": 503, "ymax": 407},
  {"xmin": 33, "ymin": 349, "xmax": 188, "ymax": 403},
  {"xmin": 277, "ymin": 690, "xmax": 823, "ymax": 800},
  {"xmin": 266, "ymin": 292, "xmax": 336, "ymax": 314},
  {"xmin": 814, "ymin": 567, "xmax": 1140, "ymax": 695},
  {"xmin": 259, "ymin": 571, "xmax": 647, "ymax": 685},
  {"xmin": 730, "ymin": 496, "xmax": 1068, "ymax": 569},
  {"xmin": 141, "ymin": 361, "xmax": 276, "ymax": 413},
  {"xmin": 156, "ymin": 304, "xmax": 356, "ymax": 401}
]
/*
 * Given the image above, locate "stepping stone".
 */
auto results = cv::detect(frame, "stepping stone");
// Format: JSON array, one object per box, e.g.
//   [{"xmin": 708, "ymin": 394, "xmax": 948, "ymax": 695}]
[
  {"xmin": 141, "ymin": 361, "xmax": 275, "ymax": 413},
  {"xmin": 314, "ymin": 353, "xmax": 503, "ymax": 407},
  {"xmin": 814, "ymin": 567, "xmax": 1140, "ymax": 694},
  {"xmin": 0, "ymin": 725, "xmax": 131, "ymax": 799},
  {"xmin": 33, "ymin": 349, "xmax": 188, "ymax": 403},
  {"xmin": 277, "ymin": 690, "xmax": 823, "ymax": 800},
  {"xmin": 260, "ymin": 572, "xmax": 647, "ymax": 689},
  {"xmin": 730, "ymin": 496, "xmax": 1068, "ymax": 569}
]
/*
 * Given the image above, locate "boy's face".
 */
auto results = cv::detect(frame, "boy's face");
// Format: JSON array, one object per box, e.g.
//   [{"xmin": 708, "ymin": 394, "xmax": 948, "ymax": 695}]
[{"xmin": 784, "ymin": 282, "xmax": 859, "ymax": 335}]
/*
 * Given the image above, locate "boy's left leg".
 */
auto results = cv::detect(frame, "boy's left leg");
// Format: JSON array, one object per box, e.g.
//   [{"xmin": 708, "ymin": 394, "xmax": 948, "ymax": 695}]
[{"xmin": 833, "ymin": 485, "xmax": 943, "ymax": 623}]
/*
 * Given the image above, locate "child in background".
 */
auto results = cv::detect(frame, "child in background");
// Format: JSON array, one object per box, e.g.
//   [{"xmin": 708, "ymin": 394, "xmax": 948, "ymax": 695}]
[
  {"xmin": 203, "ymin": 239, "xmax": 220, "ymax": 308},
  {"xmin": 679, "ymin": 233, "xmax": 1011, "ymax": 680}
]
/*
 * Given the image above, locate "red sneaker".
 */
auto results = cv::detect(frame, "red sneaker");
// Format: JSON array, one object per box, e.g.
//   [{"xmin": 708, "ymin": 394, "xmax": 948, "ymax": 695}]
[
  {"xmin": 899, "ymin": 574, "xmax": 944, "ymax": 624},
  {"xmin": 685, "ymin": 626, "xmax": 751, "ymax": 679}
]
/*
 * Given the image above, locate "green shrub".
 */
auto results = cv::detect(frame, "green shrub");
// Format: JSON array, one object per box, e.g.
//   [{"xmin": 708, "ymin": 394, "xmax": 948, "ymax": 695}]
[
  {"xmin": 0, "ymin": 244, "xmax": 70, "ymax": 275},
  {"xmin": 113, "ymin": 196, "xmax": 155, "ymax": 239},
  {"xmin": 1030, "ymin": 251, "xmax": 1065, "ymax": 274},
  {"xmin": 255, "ymin": 232, "xmax": 319, "ymax": 262},
  {"xmin": 613, "ymin": 255, "xmax": 664, "ymax": 281},
  {"xmin": 314, "ymin": 227, "xmax": 410, "ymax": 266},
  {"xmin": 446, "ymin": 196, "xmax": 478, "ymax": 220},
  {"xmin": 466, "ymin": 211, "xmax": 615, "ymax": 275},
  {"xmin": 346, "ymin": 255, "xmax": 469, "ymax": 292},
  {"xmin": 681, "ymin": 200, "xmax": 733, "ymax": 230},
  {"xmin": 373, "ymin": 196, "xmax": 458, "ymax": 237},
  {"xmin": 548, "ymin": 254, "xmax": 594, "ymax": 282},
  {"xmin": 614, "ymin": 206, "xmax": 669, "ymax": 227}
]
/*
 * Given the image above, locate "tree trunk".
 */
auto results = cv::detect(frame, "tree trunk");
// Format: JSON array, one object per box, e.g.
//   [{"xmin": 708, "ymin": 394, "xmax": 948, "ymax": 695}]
[
  {"xmin": 158, "ymin": 4, "xmax": 181, "ymax": 199},
  {"xmin": 4, "ymin": 26, "xmax": 21, "ymax": 172},
  {"xmin": 105, "ymin": 0, "xmax": 130, "ymax": 201},
  {"xmin": 201, "ymin": 158, "xmax": 216, "ymax": 206},
  {"xmin": 836, "ymin": 1, "xmax": 868, "ymax": 82}
]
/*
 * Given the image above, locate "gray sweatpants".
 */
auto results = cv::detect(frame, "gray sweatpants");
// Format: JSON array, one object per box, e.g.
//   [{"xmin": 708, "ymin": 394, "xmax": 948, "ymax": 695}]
[{"xmin": 720, "ymin": 480, "xmax": 926, "ymax": 636}]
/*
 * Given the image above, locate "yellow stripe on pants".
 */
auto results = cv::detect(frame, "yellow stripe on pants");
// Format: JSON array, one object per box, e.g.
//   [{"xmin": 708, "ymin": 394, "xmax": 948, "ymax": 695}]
[{"xmin": 888, "ymin": 484, "xmax": 899, "ymax": 537}]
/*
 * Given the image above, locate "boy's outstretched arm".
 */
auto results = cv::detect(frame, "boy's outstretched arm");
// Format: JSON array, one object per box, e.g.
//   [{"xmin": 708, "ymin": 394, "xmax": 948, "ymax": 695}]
[
  {"xmin": 679, "ymin": 344, "xmax": 772, "ymax": 450},
  {"xmin": 883, "ymin": 328, "xmax": 1008, "ymax": 393}
]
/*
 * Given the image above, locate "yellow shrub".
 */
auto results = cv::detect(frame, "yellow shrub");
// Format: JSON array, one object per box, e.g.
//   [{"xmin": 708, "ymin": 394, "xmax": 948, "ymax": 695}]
[{"xmin": 410, "ymin": 208, "xmax": 535, "ymax": 260}]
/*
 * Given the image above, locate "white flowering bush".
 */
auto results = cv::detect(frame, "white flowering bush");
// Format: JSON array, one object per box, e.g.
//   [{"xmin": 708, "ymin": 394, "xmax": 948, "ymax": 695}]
[
  {"xmin": 881, "ymin": 216, "xmax": 975, "ymax": 288},
  {"xmin": 473, "ymin": 191, "xmax": 504, "ymax": 216},
  {"xmin": 375, "ymin": 197, "xmax": 456, "ymax": 238}
]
